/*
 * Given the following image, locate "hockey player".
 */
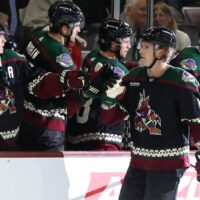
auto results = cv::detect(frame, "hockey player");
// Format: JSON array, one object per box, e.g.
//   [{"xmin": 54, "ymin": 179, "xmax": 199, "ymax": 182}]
[
  {"xmin": 170, "ymin": 31, "xmax": 200, "ymax": 151},
  {"xmin": 24, "ymin": 0, "xmax": 84, "ymax": 72},
  {"xmin": 0, "ymin": 24, "xmax": 89, "ymax": 150},
  {"xmin": 66, "ymin": 18, "xmax": 132, "ymax": 150},
  {"xmin": 16, "ymin": 1, "xmax": 90, "ymax": 151},
  {"xmin": 171, "ymin": 31, "xmax": 200, "ymax": 82},
  {"xmin": 100, "ymin": 27, "xmax": 200, "ymax": 199}
]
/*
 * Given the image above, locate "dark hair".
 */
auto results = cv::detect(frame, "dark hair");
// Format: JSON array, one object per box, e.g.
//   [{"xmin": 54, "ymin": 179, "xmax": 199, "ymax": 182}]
[{"xmin": 98, "ymin": 18, "xmax": 132, "ymax": 51}]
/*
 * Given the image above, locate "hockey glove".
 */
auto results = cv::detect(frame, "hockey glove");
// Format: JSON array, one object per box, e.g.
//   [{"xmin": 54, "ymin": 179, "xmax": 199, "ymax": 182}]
[
  {"xmin": 60, "ymin": 70, "xmax": 90, "ymax": 91},
  {"xmin": 84, "ymin": 62, "xmax": 120, "ymax": 98},
  {"xmin": 195, "ymin": 151, "xmax": 200, "ymax": 182},
  {"xmin": 101, "ymin": 80, "xmax": 126, "ymax": 108}
]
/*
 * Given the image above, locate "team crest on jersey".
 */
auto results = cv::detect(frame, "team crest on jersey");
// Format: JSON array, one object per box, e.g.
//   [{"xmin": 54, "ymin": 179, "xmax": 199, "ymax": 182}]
[
  {"xmin": 135, "ymin": 90, "xmax": 161, "ymax": 135},
  {"xmin": 0, "ymin": 88, "xmax": 16, "ymax": 116},
  {"xmin": 56, "ymin": 53, "xmax": 73, "ymax": 68},
  {"xmin": 182, "ymin": 71, "xmax": 196, "ymax": 82},
  {"xmin": 180, "ymin": 59, "xmax": 197, "ymax": 71}
]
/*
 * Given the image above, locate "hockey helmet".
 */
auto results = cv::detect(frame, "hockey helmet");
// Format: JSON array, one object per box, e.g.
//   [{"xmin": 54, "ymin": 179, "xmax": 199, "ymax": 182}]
[
  {"xmin": 5, "ymin": 39, "xmax": 19, "ymax": 52},
  {"xmin": 48, "ymin": 1, "xmax": 85, "ymax": 30},
  {"xmin": 98, "ymin": 18, "xmax": 132, "ymax": 48},
  {"xmin": 141, "ymin": 27, "xmax": 176, "ymax": 49}
]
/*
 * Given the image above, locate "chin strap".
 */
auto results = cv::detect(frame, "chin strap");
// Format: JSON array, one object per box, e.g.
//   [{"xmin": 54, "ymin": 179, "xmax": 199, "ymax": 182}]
[
  {"xmin": 149, "ymin": 44, "xmax": 168, "ymax": 69},
  {"xmin": 148, "ymin": 58, "xmax": 157, "ymax": 69}
]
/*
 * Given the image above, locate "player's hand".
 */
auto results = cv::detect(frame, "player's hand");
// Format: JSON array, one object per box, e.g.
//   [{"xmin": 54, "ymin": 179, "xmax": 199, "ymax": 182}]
[
  {"xmin": 102, "ymin": 80, "xmax": 126, "ymax": 108},
  {"xmin": 60, "ymin": 70, "xmax": 89, "ymax": 90},
  {"xmin": 84, "ymin": 63, "xmax": 120, "ymax": 98},
  {"xmin": 195, "ymin": 151, "xmax": 200, "ymax": 182}
]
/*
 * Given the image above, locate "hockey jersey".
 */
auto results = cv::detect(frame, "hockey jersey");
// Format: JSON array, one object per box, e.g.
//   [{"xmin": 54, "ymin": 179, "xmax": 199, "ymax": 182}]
[
  {"xmin": 19, "ymin": 31, "xmax": 85, "ymax": 151},
  {"xmin": 101, "ymin": 66, "xmax": 200, "ymax": 169},
  {"xmin": 0, "ymin": 49, "xmax": 67, "ymax": 150},
  {"xmin": 172, "ymin": 47, "xmax": 200, "ymax": 82},
  {"xmin": 66, "ymin": 48, "xmax": 129, "ymax": 150},
  {"xmin": 24, "ymin": 31, "xmax": 76, "ymax": 72}
]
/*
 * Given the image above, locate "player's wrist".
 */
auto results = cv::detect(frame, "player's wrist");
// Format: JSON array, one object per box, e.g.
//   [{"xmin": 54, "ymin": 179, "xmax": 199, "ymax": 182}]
[{"xmin": 101, "ymin": 94, "xmax": 117, "ymax": 108}]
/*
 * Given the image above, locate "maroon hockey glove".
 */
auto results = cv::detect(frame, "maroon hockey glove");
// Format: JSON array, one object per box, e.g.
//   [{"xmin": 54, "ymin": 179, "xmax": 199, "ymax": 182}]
[
  {"xmin": 195, "ymin": 151, "xmax": 200, "ymax": 182},
  {"xmin": 84, "ymin": 63, "xmax": 120, "ymax": 98},
  {"xmin": 60, "ymin": 70, "xmax": 89, "ymax": 90}
]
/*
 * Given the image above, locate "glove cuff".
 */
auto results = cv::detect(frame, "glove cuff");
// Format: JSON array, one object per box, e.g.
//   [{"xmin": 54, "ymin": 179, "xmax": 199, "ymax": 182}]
[
  {"xmin": 102, "ymin": 94, "xmax": 117, "ymax": 108},
  {"xmin": 83, "ymin": 85, "xmax": 101, "ymax": 99},
  {"xmin": 60, "ymin": 70, "xmax": 70, "ymax": 92}
]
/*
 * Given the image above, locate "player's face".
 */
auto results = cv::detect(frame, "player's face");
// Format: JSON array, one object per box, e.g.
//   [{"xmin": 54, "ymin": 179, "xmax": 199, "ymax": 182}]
[
  {"xmin": 120, "ymin": 37, "xmax": 131, "ymax": 58},
  {"xmin": 0, "ymin": 34, "xmax": 6, "ymax": 54},
  {"xmin": 139, "ymin": 41, "xmax": 155, "ymax": 66}
]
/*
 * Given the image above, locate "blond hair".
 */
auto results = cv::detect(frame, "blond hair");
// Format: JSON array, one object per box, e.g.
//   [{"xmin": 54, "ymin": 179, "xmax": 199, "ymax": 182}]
[{"xmin": 154, "ymin": 2, "xmax": 177, "ymax": 32}]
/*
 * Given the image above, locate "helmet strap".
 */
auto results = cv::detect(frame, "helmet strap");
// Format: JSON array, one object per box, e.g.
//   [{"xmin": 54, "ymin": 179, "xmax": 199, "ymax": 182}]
[
  {"xmin": 149, "ymin": 44, "xmax": 168, "ymax": 68},
  {"xmin": 59, "ymin": 26, "xmax": 73, "ymax": 45},
  {"xmin": 109, "ymin": 42, "xmax": 121, "ymax": 59}
]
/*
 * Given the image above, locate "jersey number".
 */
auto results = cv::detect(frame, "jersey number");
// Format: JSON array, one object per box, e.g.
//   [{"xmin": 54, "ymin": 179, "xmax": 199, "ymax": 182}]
[{"xmin": 76, "ymin": 98, "xmax": 93, "ymax": 124}]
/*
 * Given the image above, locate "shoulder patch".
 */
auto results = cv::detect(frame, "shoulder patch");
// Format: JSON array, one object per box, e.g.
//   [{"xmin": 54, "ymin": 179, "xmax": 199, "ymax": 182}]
[
  {"xmin": 56, "ymin": 53, "xmax": 73, "ymax": 68},
  {"xmin": 182, "ymin": 71, "xmax": 196, "ymax": 83},
  {"xmin": 180, "ymin": 58, "xmax": 197, "ymax": 71}
]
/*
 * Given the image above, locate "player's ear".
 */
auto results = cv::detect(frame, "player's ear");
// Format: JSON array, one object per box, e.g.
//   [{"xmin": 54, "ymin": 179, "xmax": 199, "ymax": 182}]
[
  {"xmin": 60, "ymin": 25, "xmax": 68, "ymax": 35},
  {"xmin": 156, "ymin": 48, "xmax": 168, "ymax": 59},
  {"xmin": 110, "ymin": 40, "xmax": 116, "ymax": 51}
]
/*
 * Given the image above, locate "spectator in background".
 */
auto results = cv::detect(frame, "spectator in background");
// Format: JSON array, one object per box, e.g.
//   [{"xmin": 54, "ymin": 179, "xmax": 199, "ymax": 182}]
[
  {"xmin": 0, "ymin": 11, "xmax": 21, "ymax": 52},
  {"xmin": 19, "ymin": 0, "xmax": 71, "ymax": 47},
  {"xmin": 0, "ymin": 0, "xmax": 30, "ymax": 50},
  {"xmin": 65, "ymin": 27, "xmax": 87, "ymax": 69},
  {"xmin": 19, "ymin": 0, "xmax": 63, "ymax": 32},
  {"xmin": 121, "ymin": 0, "xmax": 147, "ymax": 61},
  {"xmin": 0, "ymin": 12, "xmax": 9, "ymax": 32},
  {"xmin": 154, "ymin": 2, "xmax": 191, "ymax": 54}
]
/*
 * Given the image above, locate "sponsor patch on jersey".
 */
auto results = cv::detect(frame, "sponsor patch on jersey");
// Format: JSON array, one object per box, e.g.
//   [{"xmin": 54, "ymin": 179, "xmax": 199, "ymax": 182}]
[
  {"xmin": 182, "ymin": 71, "xmax": 196, "ymax": 82},
  {"xmin": 130, "ymin": 82, "xmax": 140, "ymax": 87},
  {"xmin": 180, "ymin": 58, "xmax": 197, "ymax": 71},
  {"xmin": 56, "ymin": 53, "xmax": 73, "ymax": 68}
]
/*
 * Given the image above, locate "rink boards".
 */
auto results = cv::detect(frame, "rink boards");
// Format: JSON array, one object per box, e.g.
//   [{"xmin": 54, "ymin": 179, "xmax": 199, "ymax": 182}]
[{"xmin": 0, "ymin": 151, "xmax": 199, "ymax": 200}]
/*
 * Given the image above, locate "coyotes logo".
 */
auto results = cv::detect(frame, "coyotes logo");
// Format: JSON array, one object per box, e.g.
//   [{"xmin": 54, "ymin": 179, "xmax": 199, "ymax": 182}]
[
  {"xmin": 135, "ymin": 90, "xmax": 161, "ymax": 135},
  {"xmin": 0, "ymin": 88, "xmax": 16, "ymax": 116}
]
